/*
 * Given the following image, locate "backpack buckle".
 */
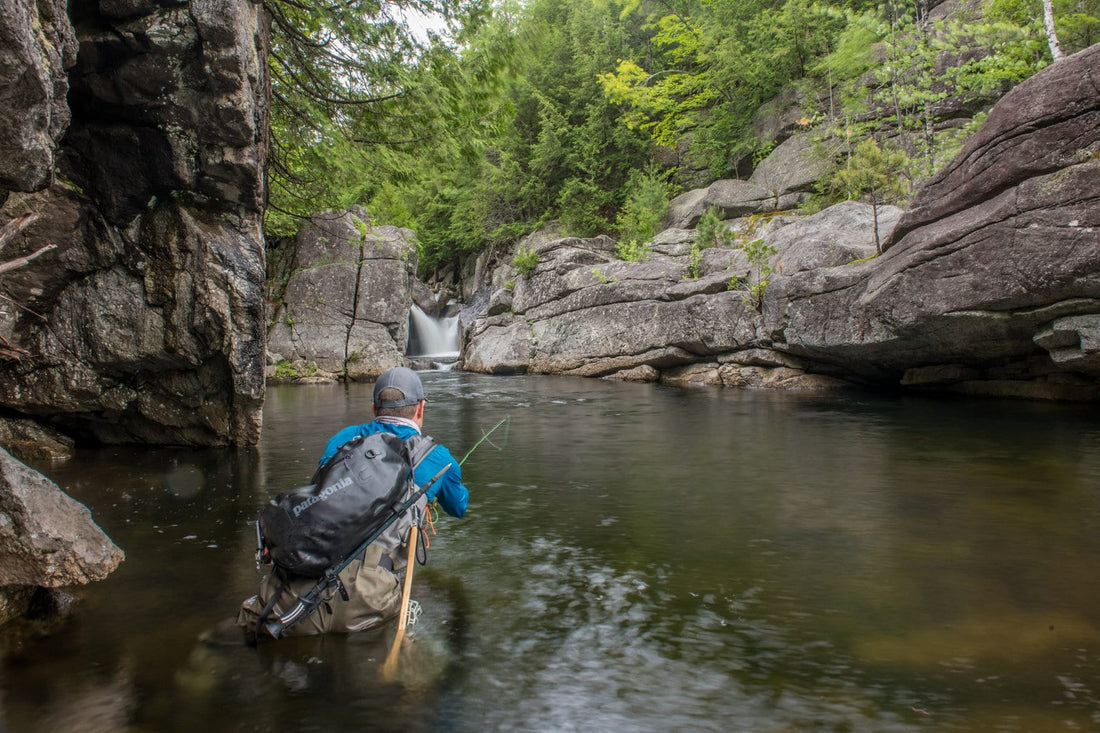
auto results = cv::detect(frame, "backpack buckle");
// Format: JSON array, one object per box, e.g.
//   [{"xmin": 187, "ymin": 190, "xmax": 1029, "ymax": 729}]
[{"xmin": 325, "ymin": 568, "xmax": 349, "ymax": 602}]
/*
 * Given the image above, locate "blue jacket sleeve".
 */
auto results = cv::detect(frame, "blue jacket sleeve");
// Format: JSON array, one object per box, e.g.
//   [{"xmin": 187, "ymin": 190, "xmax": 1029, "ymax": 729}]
[{"xmin": 415, "ymin": 443, "xmax": 469, "ymax": 518}]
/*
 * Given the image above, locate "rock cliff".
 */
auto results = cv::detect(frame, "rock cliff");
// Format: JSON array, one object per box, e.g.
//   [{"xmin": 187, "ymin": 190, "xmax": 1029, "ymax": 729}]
[
  {"xmin": 267, "ymin": 207, "xmax": 418, "ymax": 381},
  {"xmin": 765, "ymin": 42, "xmax": 1100, "ymax": 399},
  {"xmin": 0, "ymin": 1, "xmax": 269, "ymax": 446},
  {"xmin": 464, "ymin": 43, "xmax": 1100, "ymax": 401}
]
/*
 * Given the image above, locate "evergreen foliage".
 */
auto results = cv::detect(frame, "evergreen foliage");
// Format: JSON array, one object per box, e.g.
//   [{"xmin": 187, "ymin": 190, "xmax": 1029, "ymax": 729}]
[
  {"xmin": 262, "ymin": 0, "xmax": 1087, "ymax": 276},
  {"xmin": 695, "ymin": 206, "xmax": 735, "ymax": 250},
  {"xmin": 825, "ymin": 138, "xmax": 910, "ymax": 252},
  {"xmin": 513, "ymin": 245, "xmax": 540, "ymax": 276},
  {"xmin": 264, "ymin": 0, "xmax": 505, "ymax": 236}
]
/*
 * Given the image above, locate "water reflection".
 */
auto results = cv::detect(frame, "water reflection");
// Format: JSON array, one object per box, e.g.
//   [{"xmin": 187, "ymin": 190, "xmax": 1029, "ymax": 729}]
[{"xmin": 2, "ymin": 373, "xmax": 1100, "ymax": 732}]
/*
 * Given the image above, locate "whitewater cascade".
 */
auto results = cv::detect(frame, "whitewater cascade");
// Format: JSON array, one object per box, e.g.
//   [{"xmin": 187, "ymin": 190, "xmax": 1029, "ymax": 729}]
[{"xmin": 407, "ymin": 304, "xmax": 460, "ymax": 361}]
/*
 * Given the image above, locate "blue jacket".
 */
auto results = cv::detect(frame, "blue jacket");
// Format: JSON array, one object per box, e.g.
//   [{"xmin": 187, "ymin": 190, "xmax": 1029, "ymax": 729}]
[{"xmin": 319, "ymin": 422, "xmax": 469, "ymax": 518}]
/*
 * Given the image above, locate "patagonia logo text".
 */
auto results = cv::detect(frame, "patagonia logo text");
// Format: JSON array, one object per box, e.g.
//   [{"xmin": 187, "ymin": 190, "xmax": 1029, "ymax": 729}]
[{"xmin": 292, "ymin": 477, "xmax": 353, "ymax": 517}]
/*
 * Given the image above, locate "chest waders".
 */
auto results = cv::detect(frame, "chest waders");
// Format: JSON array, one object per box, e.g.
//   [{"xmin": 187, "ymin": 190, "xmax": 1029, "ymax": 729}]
[{"xmin": 252, "ymin": 443, "xmax": 449, "ymax": 641}]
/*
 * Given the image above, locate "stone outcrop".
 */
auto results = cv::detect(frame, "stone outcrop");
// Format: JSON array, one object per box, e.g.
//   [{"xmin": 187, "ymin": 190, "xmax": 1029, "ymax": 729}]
[
  {"xmin": 267, "ymin": 207, "xmax": 418, "ymax": 381},
  {"xmin": 0, "ymin": 1, "xmax": 270, "ymax": 446},
  {"xmin": 462, "ymin": 214, "xmax": 844, "ymax": 389},
  {"xmin": 764, "ymin": 42, "xmax": 1100, "ymax": 399},
  {"xmin": 0, "ymin": 448, "xmax": 124, "ymax": 626},
  {"xmin": 769, "ymin": 201, "xmax": 901, "ymax": 275},
  {"xmin": 663, "ymin": 179, "xmax": 796, "ymax": 230},
  {"xmin": 661, "ymin": 132, "xmax": 831, "ymax": 231},
  {"xmin": 0, "ymin": 419, "xmax": 74, "ymax": 463},
  {"xmin": 748, "ymin": 133, "xmax": 834, "ymax": 200},
  {"xmin": 463, "ymin": 44, "xmax": 1100, "ymax": 400}
]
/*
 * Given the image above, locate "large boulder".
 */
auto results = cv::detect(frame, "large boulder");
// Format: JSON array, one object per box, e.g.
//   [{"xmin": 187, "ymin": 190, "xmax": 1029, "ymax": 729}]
[
  {"xmin": 463, "ymin": 202, "xmax": 912, "ymax": 385},
  {"xmin": 748, "ymin": 133, "xmax": 834, "ymax": 198},
  {"xmin": 267, "ymin": 207, "xmax": 418, "ymax": 380},
  {"xmin": 663, "ymin": 180, "xmax": 777, "ymax": 229},
  {"xmin": 0, "ymin": 1, "xmax": 270, "ymax": 445},
  {"xmin": 464, "ymin": 228, "xmax": 762, "ymax": 379},
  {"xmin": 765, "ymin": 43, "xmax": 1100, "ymax": 398},
  {"xmin": 0, "ymin": 448, "xmax": 123, "ymax": 625},
  {"xmin": 769, "ymin": 201, "xmax": 903, "ymax": 276}
]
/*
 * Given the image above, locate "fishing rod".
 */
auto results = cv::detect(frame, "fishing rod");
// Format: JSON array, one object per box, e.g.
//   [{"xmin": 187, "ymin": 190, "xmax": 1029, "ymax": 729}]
[{"xmin": 383, "ymin": 416, "xmax": 509, "ymax": 678}]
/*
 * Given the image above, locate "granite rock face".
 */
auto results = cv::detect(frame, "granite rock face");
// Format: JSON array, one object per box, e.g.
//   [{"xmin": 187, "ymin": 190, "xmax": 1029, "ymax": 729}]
[
  {"xmin": 0, "ymin": 0, "xmax": 77, "ymax": 192},
  {"xmin": 267, "ymin": 207, "xmax": 418, "ymax": 381},
  {"xmin": 464, "ymin": 44, "xmax": 1100, "ymax": 400},
  {"xmin": 462, "ymin": 202, "xmax": 895, "ymax": 391},
  {"xmin": 0, "ymin": 1, "xmax": 270, "ymax": 445},
  {"xmin": 764, "ymin": 43, "xmax": 1100, "ymax": 399}
]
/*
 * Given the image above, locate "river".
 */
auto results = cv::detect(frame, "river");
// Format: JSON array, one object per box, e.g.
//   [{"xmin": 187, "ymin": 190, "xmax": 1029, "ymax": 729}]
[{"xmin": 3, "ymin": 372, "xmax": 1100, "ymax": 731}]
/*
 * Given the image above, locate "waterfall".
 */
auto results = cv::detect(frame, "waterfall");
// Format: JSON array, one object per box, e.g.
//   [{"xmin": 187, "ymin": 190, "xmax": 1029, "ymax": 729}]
[{"xmin": 407, "ymin": 304, "xmax": 460, "ymax": 362}]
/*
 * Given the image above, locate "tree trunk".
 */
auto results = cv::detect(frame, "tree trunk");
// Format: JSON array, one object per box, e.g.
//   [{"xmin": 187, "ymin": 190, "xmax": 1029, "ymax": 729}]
[
  {"xmin": 1043, "ymin": 0, "xmax": 1065, "ymax": 61},
  {"xmin": 871, "ymin": 193, "xmax": 881, "ymax": 254}
]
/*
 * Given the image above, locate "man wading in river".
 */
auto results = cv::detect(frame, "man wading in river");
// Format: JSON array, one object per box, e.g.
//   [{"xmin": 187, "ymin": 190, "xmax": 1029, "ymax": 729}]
[{"xmin": 237, "ymin": 367, "xmax": 469, "ymax": 637}]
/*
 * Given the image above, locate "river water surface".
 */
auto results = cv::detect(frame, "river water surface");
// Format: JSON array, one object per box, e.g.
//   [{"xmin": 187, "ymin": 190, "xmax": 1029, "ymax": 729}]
[{"xmin": 3, "ymin": 372, "xmax": 1100, "ymax": 731}]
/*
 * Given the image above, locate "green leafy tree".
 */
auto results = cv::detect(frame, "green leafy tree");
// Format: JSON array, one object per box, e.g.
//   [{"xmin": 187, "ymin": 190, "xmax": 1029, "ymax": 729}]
[
  {"xmin": 987, "ymin": 0, "xmax": 1100, "ymax": 55},
  {"xmin": 810, "ymin": 1, "xmax": 1051, "ymax": 186},
  {"xmin": 600, "ymin": 0, "xmax": 850, "ymax": 176}
]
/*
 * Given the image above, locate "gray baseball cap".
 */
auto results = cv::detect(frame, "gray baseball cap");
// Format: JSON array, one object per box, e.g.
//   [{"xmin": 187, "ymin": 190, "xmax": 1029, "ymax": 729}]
[{"xmin": 373, "ymin": 366, "xmax": 426, "ymax": 407}]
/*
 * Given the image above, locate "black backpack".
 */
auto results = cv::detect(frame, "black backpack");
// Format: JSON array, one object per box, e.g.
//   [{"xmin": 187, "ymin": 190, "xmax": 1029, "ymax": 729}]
[
  {"xmin": 259, "ymin": 431, "xmax": 436, "ymax": 578},
  {"xmin": 253, "ymin": 431, "xmax": 449, "ymax": 638}
]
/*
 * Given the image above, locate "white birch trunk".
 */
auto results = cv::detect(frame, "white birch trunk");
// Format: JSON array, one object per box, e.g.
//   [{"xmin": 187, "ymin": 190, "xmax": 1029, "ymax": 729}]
[{"xmin": 1043, "ymin": 0, "xmax": 1065, "ymax": 61}]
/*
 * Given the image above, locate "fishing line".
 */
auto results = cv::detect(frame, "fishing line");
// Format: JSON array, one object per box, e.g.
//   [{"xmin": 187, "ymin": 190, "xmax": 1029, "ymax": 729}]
[{"xmin": 460, "ymin": 415, "xmax": 511, "ymax": 466}]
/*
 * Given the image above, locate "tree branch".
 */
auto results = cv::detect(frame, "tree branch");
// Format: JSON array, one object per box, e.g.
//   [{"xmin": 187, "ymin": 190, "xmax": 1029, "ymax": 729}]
[
  {"xmin": 0, "ymin": 213, "xmax": 39, "ymax": 254},
  {"xmin": 0, "ymin": 243, "xmax": 58, "ymax": 276}
]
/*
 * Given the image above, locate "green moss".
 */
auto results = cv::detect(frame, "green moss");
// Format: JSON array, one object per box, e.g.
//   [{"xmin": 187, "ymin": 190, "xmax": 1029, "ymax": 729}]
[{"xmin": 274, "ymin": 360, "xmax": 299, "ymax": 379}]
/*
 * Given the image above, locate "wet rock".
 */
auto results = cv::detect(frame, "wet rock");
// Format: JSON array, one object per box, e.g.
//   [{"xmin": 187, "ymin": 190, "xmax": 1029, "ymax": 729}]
[
  {"xmin": 0, "ymin": 586, "xmax": 36, "ymax": 628},
  {"xmin": 0, "ymin": 1, "xmax": 270, "ymax": 446},
  {"xmin": 0, "ymin": 448, "xmax": 124, "ymax": 589},
  {"xmin": 0, "ymin": 0, "xmax": 77, "ymax": 192},
  {"xmin": 0, "ymin": 448, "xmax": 123, "ymax": 629},
  {"xmin": 0, "ymin": 417, "xmax": 75, "ymax": 463}
]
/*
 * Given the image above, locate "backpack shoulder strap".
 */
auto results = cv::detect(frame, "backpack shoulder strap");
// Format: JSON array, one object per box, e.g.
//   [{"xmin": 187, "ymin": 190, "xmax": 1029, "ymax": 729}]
[
  {"xmin": 309, "ymin": 434, "xmax": 367, "ymax": 485},
  {"xmin": 404, "ymin": 433, "xmax": 438, "ymax": 471}
]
